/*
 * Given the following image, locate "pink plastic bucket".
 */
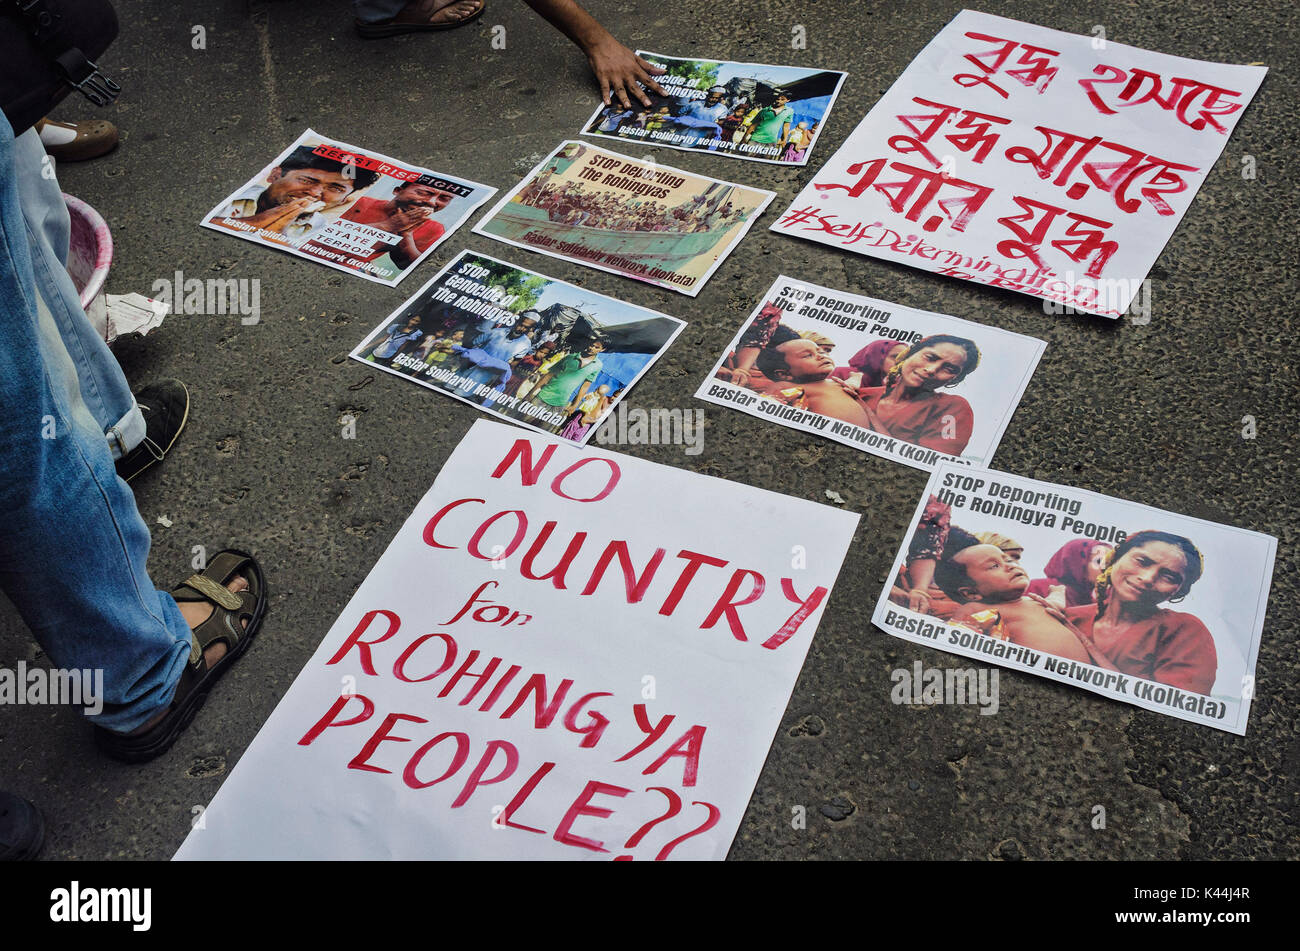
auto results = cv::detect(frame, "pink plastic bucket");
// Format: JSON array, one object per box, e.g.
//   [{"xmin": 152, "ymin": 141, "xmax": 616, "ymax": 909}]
[{"xmin": 63, "ymin": 192, "xmax": 114, "ymax": 339}]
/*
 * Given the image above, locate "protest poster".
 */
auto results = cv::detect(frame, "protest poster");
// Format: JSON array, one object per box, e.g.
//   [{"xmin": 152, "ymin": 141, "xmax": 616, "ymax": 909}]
[
  {"xmin": 695, "ymin": 276, "xmax": 1044, "ymax": 471},
  {"xmin": 201, "ymin": 129, "xmax": 495, "ymax": 286},
  {"xmin": 473, "ymin": 141, "xmax": 774, "ymax": 297},
  {"xmin": 175, "ymin": 420, "xmax": 859, "ymax": 859},
  {"xmin": 351, "ymin": 251, "xmax": 686, "ymax": 444},
  {"xmin": 771, "ymin": 10, "xmax": 1267, "ymax": 318},
  {"xmin": 876, "ymin": 463, "xmax": 1275, "ymax": 734},
  {"xmin": 581, "ymin": 51, "xmax": 847, "ymax": 166}
]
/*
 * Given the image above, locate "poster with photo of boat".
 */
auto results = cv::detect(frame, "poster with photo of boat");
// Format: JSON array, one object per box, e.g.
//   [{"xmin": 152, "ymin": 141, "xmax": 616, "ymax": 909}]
[{"xmin": 473, "ymin": 141, "xmax": 775, "ymax": 297}]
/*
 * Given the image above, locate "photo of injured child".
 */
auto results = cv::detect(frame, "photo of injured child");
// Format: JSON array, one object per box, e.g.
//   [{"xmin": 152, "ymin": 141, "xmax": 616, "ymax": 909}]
[
  {"xmin": 892, "ymin": 495, "xmax": 1224, "ymax": 692},
  {"xmin": 697, "ymin": 278, "xmax": 1045, "ymax": 472},
  {"xmin": 876, "ymin": 467, "xmax": 1277, "ymax": 734}
]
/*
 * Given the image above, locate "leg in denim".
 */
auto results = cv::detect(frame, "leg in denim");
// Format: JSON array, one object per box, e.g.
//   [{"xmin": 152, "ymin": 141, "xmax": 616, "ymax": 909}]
[
  {"xmin": 0, "ymin": 114, "xmax": 190, "ymax": 734},
  {"xmin": 13, "ymin": 130, "xmax": 145, "ymax": 459}
]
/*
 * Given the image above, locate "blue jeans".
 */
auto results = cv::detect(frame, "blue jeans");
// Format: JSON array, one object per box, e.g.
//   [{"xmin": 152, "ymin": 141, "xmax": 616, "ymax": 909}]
[
  {"xmin": 353, "ymin": 0, "xmax": 410, "ymax": 22},
  {"xmin": 14, "ymin": 129, "xmax": 145, "ymax": 457},
  {"xmin": 0, "ymin": 113, "xmax": 191, "ymax": 733}
]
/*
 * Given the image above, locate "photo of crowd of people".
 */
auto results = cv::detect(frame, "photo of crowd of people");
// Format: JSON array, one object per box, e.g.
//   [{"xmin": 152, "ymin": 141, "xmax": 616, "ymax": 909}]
[
  {"xmin": 202, "ymin": 130, "xmax": 495, "ymax": 286},
  {"xmin": 697, "ymin": 278, "xmax": 1045, "ymax": 470},
  {"xmin": 351, "ymin": 252, "xmax": 685, "ymax": 443},
  {"xmin": 515, "ymin": 178, "xmax": 751, "ymax": 235},
  {"xmin": 474, "ymin": 141, "xmax": 773, "ymax": 296},
  {"xmin": 875, "ymin": 466, "xmax": 1275, "ymax": 733},
  {"xmin": 582, "ymin": 52, "xmax": 846, "ymax": 166}
]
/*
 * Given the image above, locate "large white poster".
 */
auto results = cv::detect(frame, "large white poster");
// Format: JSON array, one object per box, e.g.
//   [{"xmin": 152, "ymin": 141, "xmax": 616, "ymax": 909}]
[
  {"xmin": 177, "ymin": 421, "xmax": 858, "ymax": 859},
  {"xmin": 771, "ymin": 10, "xmax": 1266, "ymax": 317}
]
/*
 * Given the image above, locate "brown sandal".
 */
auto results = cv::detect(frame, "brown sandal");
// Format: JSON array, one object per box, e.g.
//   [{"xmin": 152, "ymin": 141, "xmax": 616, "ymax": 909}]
[
  {"xmin": 354, "ymin": 0, "xmax": 486, "ymax": 38},
  {"xmin": 96, "ymin": 550, "xmax": 267, "ymax": 763}
]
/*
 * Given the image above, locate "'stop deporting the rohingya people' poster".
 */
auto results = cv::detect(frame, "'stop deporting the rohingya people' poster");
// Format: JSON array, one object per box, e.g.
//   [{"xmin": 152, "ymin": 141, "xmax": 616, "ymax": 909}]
[
  {"xmin": 351, "ymin": 251, "xmax": 685, "ymax": 444},
  {"xmin": 201, "ymin": 129, "xmax": 496, "ymax": 287},
  {"xmin": 473, "ymin": 141, "xmax": 774, "ymax": 297},
  {"xmin": 581, "ymin": 51, "xmax": 847, "ymax": 166},
  {"xmin": 175, "ymin": 420, "xmax": 859, "ymax": 860},
  {"xmin": 771, "ymin": 10, "xmax": 1267, "ymax": 318},
  {"xmin": 695, "ymin": 276, "xmax": 1045, "ymax": 471},
  {"xmin": 876, "ymin": 463, "xmax": 1276, "ymax": 734}
]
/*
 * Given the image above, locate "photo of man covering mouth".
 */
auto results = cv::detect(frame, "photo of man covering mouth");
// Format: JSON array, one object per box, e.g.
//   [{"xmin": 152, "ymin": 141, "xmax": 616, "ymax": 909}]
[
  {"xmin": 211, "ymin": 145, "xmax": 381, "ymax": 242},
  {"xmin": 328, "ymin": 179, "xmax": 465, "ymax": 270}
]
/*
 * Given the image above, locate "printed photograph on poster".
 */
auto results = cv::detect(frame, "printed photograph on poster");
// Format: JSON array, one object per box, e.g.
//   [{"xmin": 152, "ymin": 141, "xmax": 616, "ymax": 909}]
[
  {"xmin": 694, "ymin": 276, "xmax": 1045, "ymax": 470},
  {"xmin": 770, "ymin": 10, "xmax": 1267, "ymax": 317},
  {"xmin": 174, "ymin": 420, "xmax": 859, "ymax": 860},
  {"xmin": 473, "ymin": 141, "xmax": 774, "ymax": 297},
  {"xmin": 201, "ymin": 129, "xmax": 496, "ymax": 286},
  {"xmin": 351, "ymin": 251, "xmax": 686, "ymax": 443},
  {"xmin": 875, "ymin": 463, "xmax": 1276, "ymax": 734},
  {"xmin": 581, "ymin": 51, "xmax": 847, "ymax": 166}
]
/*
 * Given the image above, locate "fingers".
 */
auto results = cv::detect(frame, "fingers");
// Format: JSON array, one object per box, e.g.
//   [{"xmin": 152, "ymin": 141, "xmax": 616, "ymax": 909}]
[
  {"xmin": 635, "ymin": 58, "xmax": 669, "ymax": 97},
  {"xmin": 611, "ymin": 79, "xmax": 632, "ymax": 109},
  {"xmin": 636, "ymin": 56, "xmax": 668, "ymax": 76}
]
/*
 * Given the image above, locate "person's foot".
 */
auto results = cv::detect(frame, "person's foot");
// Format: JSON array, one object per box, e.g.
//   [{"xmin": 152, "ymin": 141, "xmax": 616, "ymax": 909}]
[
  {"xmin": 126, "ymin": 574, "xmax": 249, "ymax": 737},
  {"xmin": 35, "ymin": 117, "xmax": 119, "ymax": 162},
  {"xmin": 95, "ymin": 551, "xmax": 267, "ymax": 763},
  {"xmin": 355, "ymin": 0, "xmax": 485, "ymax": 37},
  {"xmin": 0, "ymin": 792, "xmax": 45, "ymax": 861},
  {"xmin": 115, "ymin": 379, "xmax": 190, "ymax": 483}
]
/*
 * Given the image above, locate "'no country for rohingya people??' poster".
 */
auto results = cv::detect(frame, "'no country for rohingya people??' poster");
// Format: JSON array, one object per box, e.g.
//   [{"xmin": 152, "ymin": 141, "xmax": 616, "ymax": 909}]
[
  {"xmin": 771, "ymin": 10, "xmax": 1266, "ymax": 317},
  {"xmin": 581, "ymin": 51, "xmax": 847, "ymax": 167},
  {"xmin": 351, "ymin": 251, "xmax": 686, "ymax": 445},
  {"xmin": 474, "ymin": 141, "xmax": 774, "ymax": 297},
  {"xmin": 201, "ymin": 129, "xmax": 496, "ymax": 287},
  {"xmin": 174, "ymin": 420, "xmax": 859, "ymax": 860}
]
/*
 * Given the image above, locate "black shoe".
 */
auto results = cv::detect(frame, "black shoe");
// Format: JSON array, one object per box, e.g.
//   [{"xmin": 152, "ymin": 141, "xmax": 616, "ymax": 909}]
[
  {"xmin": 0, "ymin": 791, "xmax": 45, "ymax": 861},
  {"xmin": 115, "ymin": 379, "xmax": 190, "ymax": 482}
]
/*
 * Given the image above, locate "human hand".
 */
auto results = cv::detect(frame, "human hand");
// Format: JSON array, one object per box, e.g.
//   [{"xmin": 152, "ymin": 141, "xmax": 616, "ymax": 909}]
[
  {"xmin": 907, "ymin": 588, "xmax": 932, "ymax": 614},
  {"xmin": 827, "ymin": 375, "xmax": 861, "ymax": 399},
  {"xmin": 1044, "ymin": 584, "xmax": 1068, "ymax": 614},
  {"xmin": 727, "ymin": 367, "xmax": 753, "ymax": 388},
  {"xmin": 237, "ymin": 197, "xmax": 320, "ymax": 233},
  {"xmin": 584, "ymin": 35, "xmax": 667, "ymax": 108},
  {"xmin": 381, "ymin": 206, "xmax": 432, "ymax": 234},
  {"xmin": 1026, "ymin": 592, "xmax": 1069, "ymax": 624}
]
